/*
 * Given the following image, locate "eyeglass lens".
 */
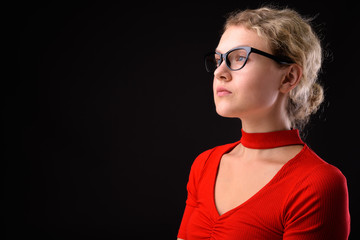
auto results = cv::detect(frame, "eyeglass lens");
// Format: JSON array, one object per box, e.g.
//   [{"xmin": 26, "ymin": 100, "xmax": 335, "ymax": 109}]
[{"xmin": 205, "ymin": 48, "xmax": 248, "ymax": 73}]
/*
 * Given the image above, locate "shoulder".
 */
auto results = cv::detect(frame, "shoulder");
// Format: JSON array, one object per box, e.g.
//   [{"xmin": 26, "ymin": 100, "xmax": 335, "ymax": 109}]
[
  {"xmin": 191, "ymin": 141, "xmax": 239, "ymax": 166},
  {"xmin": 298, "ymin": 146, "xmax": 348, "ymax": 189},
  {"xmin": 285, "ymin": 146, "xmax": 349, "ymax": 220},
  {"xmin": 189, "ymin": 141, "xmax": 239, "ymax": 177},
  {"xmin": 303, "ymin": 160, "xmax": 348, "ymax": 202},
  {"xmin": 287, "ymin": 146, "xmax": 348, "ymax": 198},
  {"xmin": 283, "ymin": 147, "xmax": 350, "ymax": 238}
]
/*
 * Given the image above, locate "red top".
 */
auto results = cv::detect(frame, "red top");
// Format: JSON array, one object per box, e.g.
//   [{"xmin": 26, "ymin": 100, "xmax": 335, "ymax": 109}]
[{"xmin": 178, "ymin": 130, "xmax": 350, "ymax": 240}]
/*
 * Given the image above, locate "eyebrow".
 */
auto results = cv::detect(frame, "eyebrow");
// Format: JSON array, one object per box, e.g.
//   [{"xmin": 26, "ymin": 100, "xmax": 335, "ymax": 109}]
[
  {"xmin": 215, "ymin": 45, "xmax": 249, "ymax": 54},
  {"xmin": 215, "ymin": 48, "xmax": 225, "ymax": 54}
]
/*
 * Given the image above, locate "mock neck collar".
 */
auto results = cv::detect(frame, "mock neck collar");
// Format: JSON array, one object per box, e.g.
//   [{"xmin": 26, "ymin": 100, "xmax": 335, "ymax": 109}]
[{"xmin": 240, "ymin": 129, "xmax": 304, "ymax": 149}]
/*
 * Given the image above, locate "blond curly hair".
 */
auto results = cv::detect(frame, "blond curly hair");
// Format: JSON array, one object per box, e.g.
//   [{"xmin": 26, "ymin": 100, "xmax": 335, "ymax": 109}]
[{"xmin": 225, "ymin": 7, "xmax": 324, "ymax": 130}]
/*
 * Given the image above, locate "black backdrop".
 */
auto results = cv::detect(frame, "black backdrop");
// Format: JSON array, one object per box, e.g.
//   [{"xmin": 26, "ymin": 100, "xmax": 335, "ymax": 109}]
[{"xmin": 7, "ymin": 1, "xmax": 359, "ymax": 239}]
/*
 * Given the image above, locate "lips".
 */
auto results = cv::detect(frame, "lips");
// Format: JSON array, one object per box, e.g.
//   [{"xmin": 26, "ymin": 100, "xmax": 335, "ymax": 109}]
[{"xmin": 216, "ymin": 86, "xmax": 232, "ymax": 96}]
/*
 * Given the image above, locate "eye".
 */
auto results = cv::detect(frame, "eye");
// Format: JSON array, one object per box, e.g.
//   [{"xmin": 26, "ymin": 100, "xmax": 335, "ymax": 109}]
[
  {"xmin": 234, "ymin": 51, "xmax": 247, "ymax": 62},
  {"xmin": 228, "ymin": 49, "xmax": 247, "ymax": 63},
  {"xmin": 236, "ymin": 55, "xmax": 246, "ymax": 62},
  {"xmin": 227, "ymin": 49, "xmax": 248, "ymax": 70},
  {"xmin": 214, "ymin": 54, "xmax": 222, "ymax": 67}
]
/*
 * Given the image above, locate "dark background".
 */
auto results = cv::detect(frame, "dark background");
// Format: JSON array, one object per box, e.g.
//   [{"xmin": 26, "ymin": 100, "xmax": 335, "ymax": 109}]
[{"xmin": 7, "ymin": 1, "xmax": 359, "ymax": 239}]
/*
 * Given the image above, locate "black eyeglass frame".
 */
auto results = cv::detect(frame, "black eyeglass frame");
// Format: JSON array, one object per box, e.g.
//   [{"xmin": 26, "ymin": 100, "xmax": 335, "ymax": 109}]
[{"xmin": 204, "ymin": 46, "xmax": 294, "ymax": 73}]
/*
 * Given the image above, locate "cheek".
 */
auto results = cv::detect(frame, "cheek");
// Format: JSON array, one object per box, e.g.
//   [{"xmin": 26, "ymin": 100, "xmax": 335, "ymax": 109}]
[
  {"xmin": 239, "ymin": 75, "xmax": 278, "ymax": 105},
  {"xmin": 237, "ymin": 66, "xmax": 279, "ymax": 101},
  {"xmin": 214, "ymin": 68, "xmax": 281, "ymax": 117}
]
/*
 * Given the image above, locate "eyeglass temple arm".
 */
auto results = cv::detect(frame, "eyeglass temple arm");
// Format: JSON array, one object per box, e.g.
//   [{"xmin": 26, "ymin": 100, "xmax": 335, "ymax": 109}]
[{"xmin": 251, "ymin": 48, "xmax": 294, "ymax": 65}]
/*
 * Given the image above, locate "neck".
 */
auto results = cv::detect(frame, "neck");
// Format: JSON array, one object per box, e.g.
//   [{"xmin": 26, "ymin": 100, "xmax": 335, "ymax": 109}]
[
  {"xmin": 240, "ymin": 95, "xmax": 291, "ymax": 133},
  {"xmin": 241, "ymin": 117, "xmax": 291, "ymax": 134}
]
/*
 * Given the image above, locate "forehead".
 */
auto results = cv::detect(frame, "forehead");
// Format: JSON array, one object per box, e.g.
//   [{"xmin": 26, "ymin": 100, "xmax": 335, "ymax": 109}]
[{"xmin": 216, "ymin": 25, "xmax": 270, "ymax": 53}]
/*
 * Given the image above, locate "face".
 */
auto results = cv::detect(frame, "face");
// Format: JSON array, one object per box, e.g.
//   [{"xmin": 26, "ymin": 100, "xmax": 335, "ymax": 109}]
[{"xmin": 213, "ymin": 25, "xmax": 287, "ymax": 120}]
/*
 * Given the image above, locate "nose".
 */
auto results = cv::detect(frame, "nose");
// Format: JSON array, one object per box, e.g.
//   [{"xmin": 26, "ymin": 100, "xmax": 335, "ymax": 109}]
[{"xmin": 214, "ymin": 60, "xmax": 232, "ymax": 82}]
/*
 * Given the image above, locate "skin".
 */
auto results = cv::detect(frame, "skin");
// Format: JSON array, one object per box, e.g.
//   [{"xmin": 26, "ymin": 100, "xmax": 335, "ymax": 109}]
[{"xmin": 177, "ymin": 25, "xmax": 303, "ymax": 239}]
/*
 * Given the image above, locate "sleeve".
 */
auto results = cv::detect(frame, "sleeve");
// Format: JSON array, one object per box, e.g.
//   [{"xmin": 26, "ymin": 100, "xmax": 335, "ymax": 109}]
[
  {"xmin": 283, "ymin": 164, "xmax": 350, "ymax": 240},
  {"xmin": 177, "ymin": 148, "xmax": 214, "ymax": 239}
]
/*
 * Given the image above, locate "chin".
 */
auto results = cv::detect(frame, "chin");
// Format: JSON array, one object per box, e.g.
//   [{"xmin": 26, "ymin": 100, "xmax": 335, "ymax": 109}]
[{"xmin": 215, "ymin": 106, "xmax": 241, "ymax": 118}]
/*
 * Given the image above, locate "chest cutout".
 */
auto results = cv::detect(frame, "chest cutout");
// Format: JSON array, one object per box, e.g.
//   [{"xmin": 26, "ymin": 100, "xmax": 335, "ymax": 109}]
[{"xmin": 214, "ymin": 145, "xmax": 303, "ymax": 216}]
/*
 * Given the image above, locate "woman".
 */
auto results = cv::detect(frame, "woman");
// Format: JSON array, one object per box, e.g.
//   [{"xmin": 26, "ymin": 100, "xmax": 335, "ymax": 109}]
[{"xmin": 177, "ymin": 7, "xmax": 350, "ymax": 240}]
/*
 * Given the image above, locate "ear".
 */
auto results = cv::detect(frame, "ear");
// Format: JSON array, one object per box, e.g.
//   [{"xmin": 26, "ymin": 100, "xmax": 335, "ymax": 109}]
[{"xmin": 279, "ymin": 64, "xmax": 303, "ymax": 94}]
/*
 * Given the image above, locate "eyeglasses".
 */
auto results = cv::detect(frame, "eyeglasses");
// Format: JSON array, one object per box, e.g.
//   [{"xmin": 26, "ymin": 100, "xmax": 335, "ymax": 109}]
[{"xmin": 204, "ymin": 46, "xmax": 294, "ymax": 73}]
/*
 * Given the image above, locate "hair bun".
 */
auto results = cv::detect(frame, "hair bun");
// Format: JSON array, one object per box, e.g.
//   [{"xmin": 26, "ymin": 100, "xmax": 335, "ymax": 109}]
[{"xmin": 308, "ymin": 83, "xmax": 324, "ymax": 114}]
